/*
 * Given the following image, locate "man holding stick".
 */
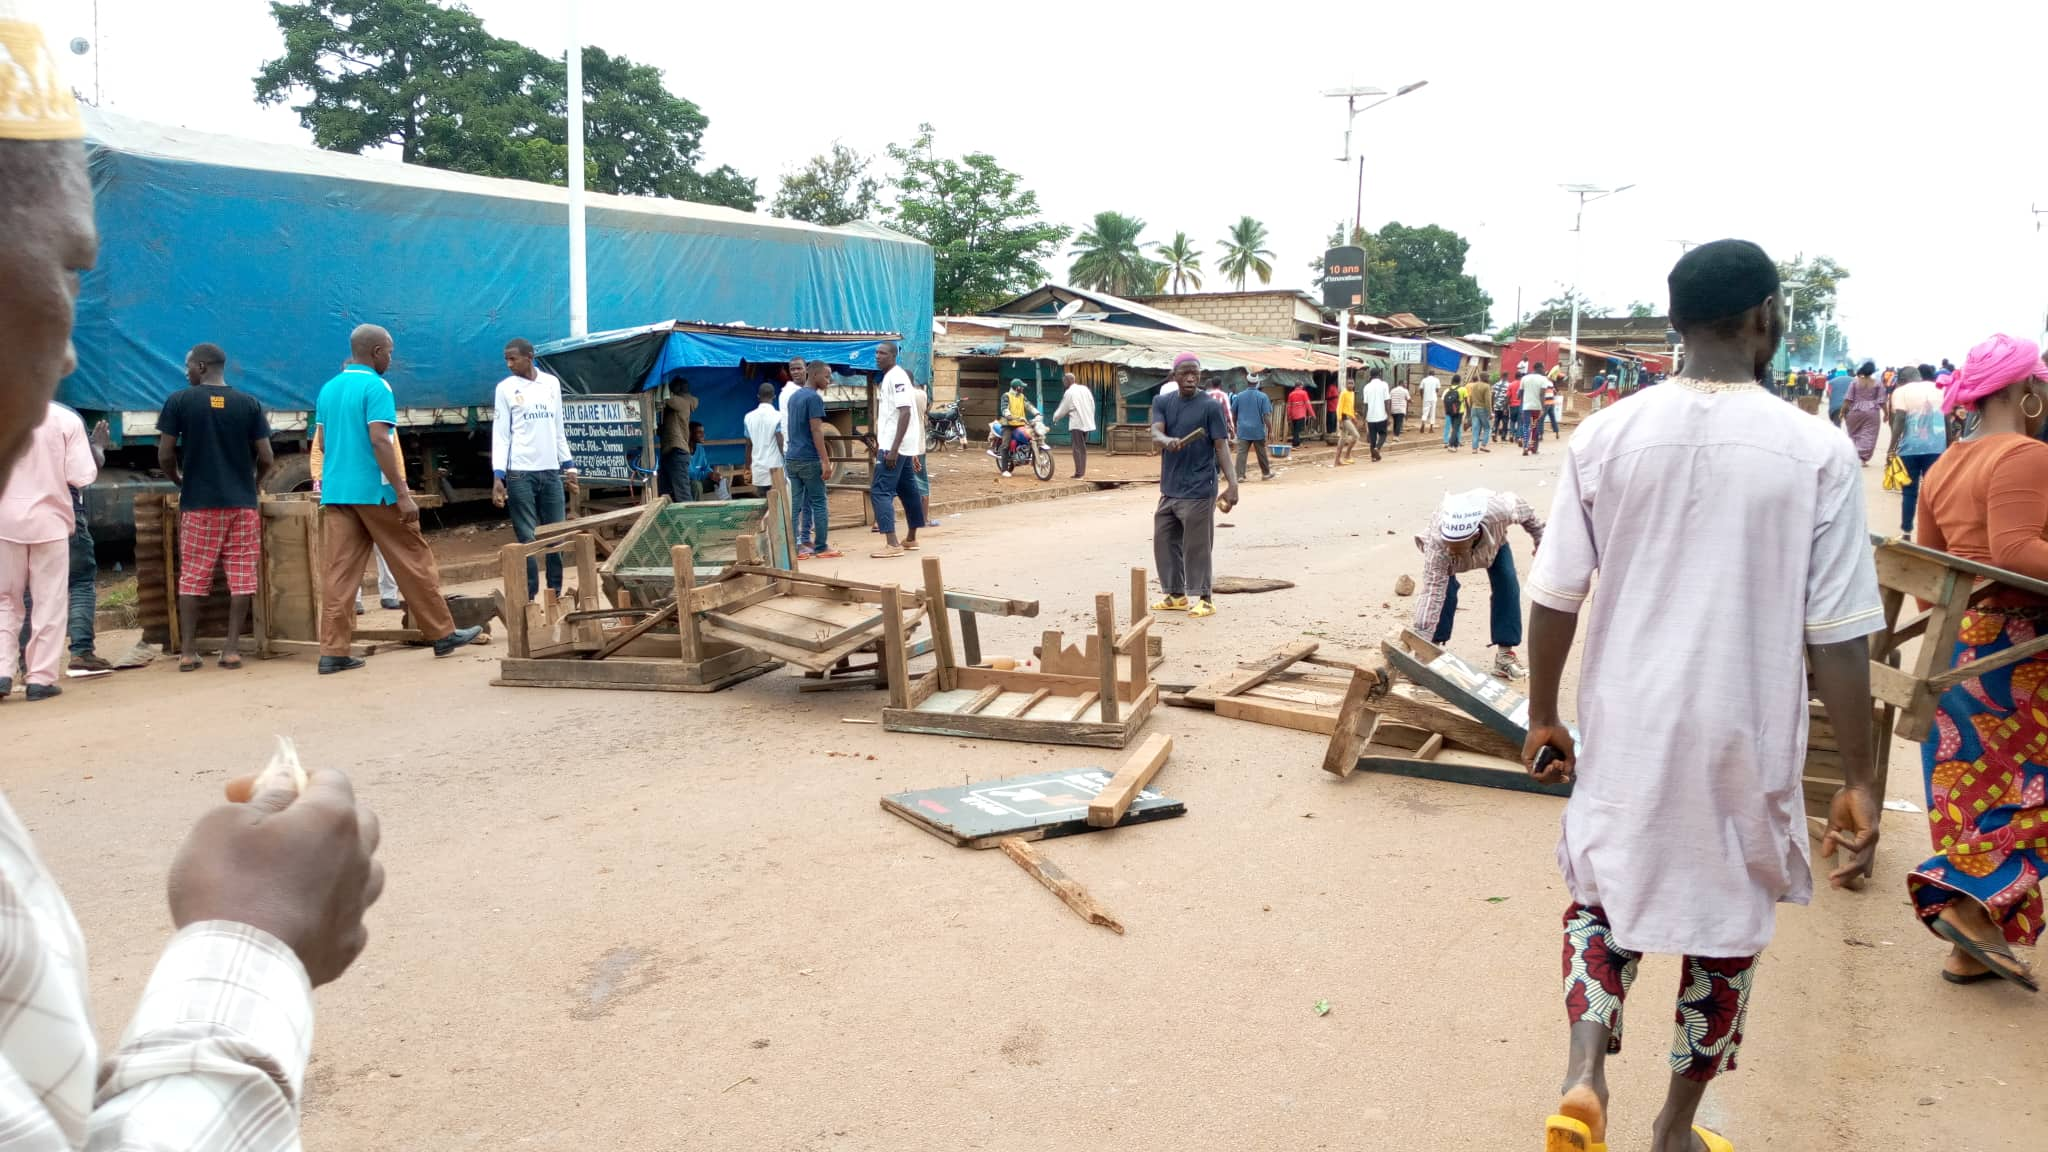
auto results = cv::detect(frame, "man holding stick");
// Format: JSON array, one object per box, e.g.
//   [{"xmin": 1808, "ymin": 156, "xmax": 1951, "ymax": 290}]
[
  {"xmin": 1149, "ymin": 354, "xmax": 1236, "ymax": 619},
  {"xmin": 1522, "ymin": 240, "xmax": 1883, "ymax": 1152}
]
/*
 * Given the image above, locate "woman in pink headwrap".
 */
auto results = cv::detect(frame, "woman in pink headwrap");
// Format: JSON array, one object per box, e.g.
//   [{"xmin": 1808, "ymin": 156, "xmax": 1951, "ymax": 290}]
[
  {"xmin": 1904, "ymin": 333, "xmax": 2048, "ymax": 991},
  {"xmin": 1842, "ymin": 360, "xmax": 1886, "ymax": 462}
]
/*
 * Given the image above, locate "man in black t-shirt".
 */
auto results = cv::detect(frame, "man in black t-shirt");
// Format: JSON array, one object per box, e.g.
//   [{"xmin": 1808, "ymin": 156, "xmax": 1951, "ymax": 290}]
[
  {"xmin": 1149, "ymin": 354, "xmax": 1238, "ymax": 619},
  {"xmin": 156, "ymin": 343, "xmax": 276, "ymax": 670}
]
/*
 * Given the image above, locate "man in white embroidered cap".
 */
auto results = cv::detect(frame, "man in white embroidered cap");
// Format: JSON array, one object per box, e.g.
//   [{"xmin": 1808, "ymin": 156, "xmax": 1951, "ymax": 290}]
[
  {"xmin": 1409, "ymin": 487, "xmax": 1544, "ymax": 680},
  {"xmin": 1522, "ymin": 239, "xmax": 1884, "ymax": 1152}
]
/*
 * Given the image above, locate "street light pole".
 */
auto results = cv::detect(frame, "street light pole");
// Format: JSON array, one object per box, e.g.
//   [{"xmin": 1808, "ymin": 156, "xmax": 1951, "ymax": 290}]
[
  {"xmin": 1562, "ymin": 183, "xmax": 1633, "ymax": 385},
  {"xmin": 566, "ymin": 1, "xmax": 588, "ymax": 338},
  {"xmin": 1321, "ymin": 81, "xmax": 1428, "ymax": 393}
]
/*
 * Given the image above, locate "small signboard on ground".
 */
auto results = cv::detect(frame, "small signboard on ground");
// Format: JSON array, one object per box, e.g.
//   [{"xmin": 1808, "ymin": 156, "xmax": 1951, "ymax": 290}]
[{"xmin": 882, "ymin": 768, "xmax": 1184, "ymax": 848}]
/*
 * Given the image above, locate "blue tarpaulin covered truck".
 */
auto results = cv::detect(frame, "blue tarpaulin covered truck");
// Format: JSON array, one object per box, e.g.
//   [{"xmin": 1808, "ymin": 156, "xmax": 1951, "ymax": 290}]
[{"xmin": 64, "ymin": 109, "xmax": 934, "ymax": 542}]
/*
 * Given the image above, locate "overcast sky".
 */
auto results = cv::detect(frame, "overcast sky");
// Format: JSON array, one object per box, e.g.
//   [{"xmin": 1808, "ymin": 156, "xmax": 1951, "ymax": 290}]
[{"xmin": 49, "ymin": 0, "xmax": 2048, "ymax": 364}]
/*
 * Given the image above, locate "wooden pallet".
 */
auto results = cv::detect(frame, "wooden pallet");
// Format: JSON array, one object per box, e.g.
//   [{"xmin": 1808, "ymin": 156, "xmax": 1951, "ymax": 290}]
[
  {"xmin": 1177, "ymin": 640, "xmax": 1358, "ymax": 735},
  {"xmin": 882, "ymin": 563, "xmax": 1155, "ymax": 748}
]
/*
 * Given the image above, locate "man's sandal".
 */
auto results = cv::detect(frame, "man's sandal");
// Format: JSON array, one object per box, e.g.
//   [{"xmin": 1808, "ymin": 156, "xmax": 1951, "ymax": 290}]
[
  {"xmin": 870, "ymin": 547, "xmax": 907, "ymax": 559},
  {"xmin": 1542, "ymin": 1114, "xmax": 1605, "ymax": 1152},
  {"xmin": 1150, "ymin": 595, "xmax": 1189, "ymax": 612}
]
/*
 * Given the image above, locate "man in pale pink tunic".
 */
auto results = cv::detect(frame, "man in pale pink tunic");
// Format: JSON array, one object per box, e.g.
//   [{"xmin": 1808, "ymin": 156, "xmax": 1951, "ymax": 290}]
[{"xmin": 1522, "ymin": 240, "xmax": 1885, "ymax": 1152}]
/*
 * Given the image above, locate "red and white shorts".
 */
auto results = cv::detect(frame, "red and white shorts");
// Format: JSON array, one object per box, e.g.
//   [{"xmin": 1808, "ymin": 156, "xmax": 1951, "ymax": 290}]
[{"xmin": 179, "ymin": 507, "xmax": 261, "ymax": 596}]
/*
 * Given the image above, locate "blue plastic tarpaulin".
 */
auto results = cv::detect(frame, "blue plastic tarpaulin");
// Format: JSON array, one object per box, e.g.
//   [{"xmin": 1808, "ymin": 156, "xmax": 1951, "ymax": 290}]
[{"xmin": 64, "ymin": 110, "xmax": 934, "ymax": 416}]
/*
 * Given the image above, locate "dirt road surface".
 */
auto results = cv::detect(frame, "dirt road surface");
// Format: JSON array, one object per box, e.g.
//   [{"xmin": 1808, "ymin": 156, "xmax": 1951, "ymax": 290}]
[{"xmin": 7, "ymin": 424, "xmax": 2038, "ymax": 1151}]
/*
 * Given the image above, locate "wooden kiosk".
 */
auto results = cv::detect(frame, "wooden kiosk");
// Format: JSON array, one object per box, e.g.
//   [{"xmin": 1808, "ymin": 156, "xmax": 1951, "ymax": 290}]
[{"xmin": 881, "ymin": 564, "xmax": 1159, "ymax": 748}]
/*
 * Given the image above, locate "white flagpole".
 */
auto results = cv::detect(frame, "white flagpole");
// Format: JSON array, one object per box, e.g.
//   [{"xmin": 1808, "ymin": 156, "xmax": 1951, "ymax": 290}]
[{"xmin": 566, "ymin": 1, "xmax": 588, "ymax": 338}]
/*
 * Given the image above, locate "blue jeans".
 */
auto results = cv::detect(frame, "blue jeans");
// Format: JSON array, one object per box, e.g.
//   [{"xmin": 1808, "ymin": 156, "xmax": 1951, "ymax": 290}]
[
  {"xmin": 1443, "ymin": 414, "xmax": 1461, "ymax": 448},
  {"xmin": 786, "ymin": 457, "xmax": 828, "ymax": 550},
  {"xmin": 869, "ymin": 453, "xmax": 925, "ymax": 538},
  {"xmin": 1431, "ymin": 543, "xmax": 1523, "ymax": 649},
  {"xmin": 661, "ymin": 448, "xmax": 699, "ymax": 503},
  {"xmin": 504, "ymin": 469, "xmax": 565, "ymax": 596},
  {"xmin": 68, "ymin": 508, "xmax": 95, "ymax": 655},
  {"xmin": 1546, "ymin": 406, "xmax": 1560, "ymax": 434},
  {"xmin": 1899, "ymin": 452, "xmax": 1943, "ymax": 534},
  {"xmin": 1471, "ymin": 406, "xmax": 1493, "ymax": 448}
]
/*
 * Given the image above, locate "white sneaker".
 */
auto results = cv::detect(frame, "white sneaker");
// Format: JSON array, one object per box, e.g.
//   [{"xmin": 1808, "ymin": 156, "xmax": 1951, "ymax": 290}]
[
  {"xmin": 1493, "ymin": 649, "xmax": 1528, "ymax": 680},
  {"xmin": 1000, "ymin": 470, "xmax": 1012, "ymax": 478}
]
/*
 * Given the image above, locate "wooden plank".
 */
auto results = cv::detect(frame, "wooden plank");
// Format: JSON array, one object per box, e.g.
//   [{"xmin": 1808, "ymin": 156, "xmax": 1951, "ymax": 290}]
[
  {"xmin": 492, "ymin": 654, "xmax": 779, "ymax": 694},
  {"xmin": 999, "ymin": 838, "xmax": 1124, "ymax": 934},
  {"xmin": 1899, "ymin": 588, "xmax": 1968, "ymax": 740},
  {"xmin": 702, "ymin": 603, "xmax": 921, "ymax": 673},
  {"xmin": 1367, "ymin": 685, "xmax": 1522, "ymax": 760},
  {"xmin": 1927, "ymin": 631, "xmax": 2048, "ymax": 691},
  {"xmin": 1095, "ymin": 593, "xmax": 1119, "ymax": 725},
  {"xmin": 499, "ymin": 542, "xmax": 530, "ymax": 657},
  {"xmin": 887, "ymin": 684, "xmax": 1157, "ymax": 749},
  {"xmin": 533, "ymin": 502, "xmax": 651, "ymax": 541},
  {"xmin": 1013, "ymin": 687, "xmax": 1053, "ymax": 718},
  {"xmin": 1087, "ymin": 733, "xmax": 1173, "ymax": 828},
  {"xmin": 1213, "ymin": 693, "xmax": 1338, "ymax": 736},
  {"xmin": 593, "ymin": 602, "xmax": 677, "ymax": 660},
  {"xmin": 882, "ymin": 584, "xmax": 910, "ymax": 710},
  {"xmin": 1415, "ymin": 733, "xmax": 1446, "ymax": 761},
  {"xmin": 1381, "ymin": 638, "xmax": 1529, "ymax": 751},
  {"xmin": 670, "ymin": 544, "xmax": 702, "ymax": 661},
  {"xmin": 1321, "ymin": 664, "xmax": 1384, "ymax": 778},
  {"xmin": 1197, "ymin": 640, "xmax": 1320, "ymax": 702},
  {"xmin": 1872, "ymin": 543, "xmax": 1953, "ymax": 604},
  {"xmin": 1869, "ymin": 661, "xmax": 1920, "ymax": 710},
  {"xmin": 959, "ymin": 684, "xmax": 1004, "ymax": 715},
  {"xmin": 597, "ymin": 497, "xmax": 669, "ymax": 578},
  {"xmin": 710, "ymin": 599, "xmax": 881, "ymax": 652},
  {"xmin": 1351, "ymin": 747, "xmax": 1570, "ymax": 797},
  {"xmin": 923, "ymin": 557, "xmax": 958, "ymax": 691},
  {"xmin": 572, "ymin": 534, "xmax": 604, "ymax": 648},
  {"xmin": 683, "ymin": 574, "xmax": 778, "ymax": 615},
  {"xmin": 1131, "ymin": 568, "xmax": 1147, "ymax": 628},
  {"xmin": 943, "ymin": 590, "xmax": 1041, "ymax": 618},
  {"xmin": 959, "ymin": 610, "xmax": 982, "ymax": 666},
  {"xmin": 1114, "ymin": 614, "xmax": 1153, "ymax": 655},
  {"xmin": 1066, "ymin": 690, "xmax": 1100, "ymax": 720},
  {"xmin": 1880, "ymin": 537, "xmax": 2048, "ymax": 601}
]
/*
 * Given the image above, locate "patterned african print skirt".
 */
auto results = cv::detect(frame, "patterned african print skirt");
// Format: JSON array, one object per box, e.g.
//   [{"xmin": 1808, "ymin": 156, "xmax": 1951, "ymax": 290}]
[{"xmin": 1908, "ymin": 608, "xmax": 2048, "ymax": 946}]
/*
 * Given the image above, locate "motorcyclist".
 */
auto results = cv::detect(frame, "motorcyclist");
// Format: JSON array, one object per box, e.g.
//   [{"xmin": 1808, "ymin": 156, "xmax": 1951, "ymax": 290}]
[{"xmin": 993, "ymin": 381, "xmax": 1040, "ymax": 477}]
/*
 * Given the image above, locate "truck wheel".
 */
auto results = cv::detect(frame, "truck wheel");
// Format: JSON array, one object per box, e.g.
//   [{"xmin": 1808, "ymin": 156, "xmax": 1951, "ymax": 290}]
[{"xmin": 263, "ymin": 452, "xmax": 314, "ymax": 494}]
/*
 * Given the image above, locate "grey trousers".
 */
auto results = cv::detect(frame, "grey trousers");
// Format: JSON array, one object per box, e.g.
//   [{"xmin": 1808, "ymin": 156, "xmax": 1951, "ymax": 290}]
[{"xmin": 1153, "ymin": 495, "xmax": 1215, "ymax": 600}]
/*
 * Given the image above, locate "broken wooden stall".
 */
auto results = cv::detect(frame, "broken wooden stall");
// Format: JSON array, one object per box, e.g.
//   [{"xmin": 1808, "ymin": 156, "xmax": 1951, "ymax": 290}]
[
  {"xmin": 881, "ymin": 566, "xmax": 1159, "ymax": 748},
  {"xmin": 137, "ymin": 491, "xmax": 436, "ymax": 659}
]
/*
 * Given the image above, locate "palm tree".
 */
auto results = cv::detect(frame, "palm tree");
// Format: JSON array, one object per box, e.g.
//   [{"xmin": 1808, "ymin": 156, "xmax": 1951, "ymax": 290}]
[
  {"xmin": 1218, "ymin": 216, "xmax": 1275, "ymax": 290},
  {"xmin": 1068, "ymin": 211, "xmax": 1159, "ymax": 296},
  {"xmin": 1151, "ymin": 232, "xmax": 1203, "ymax": 293}
]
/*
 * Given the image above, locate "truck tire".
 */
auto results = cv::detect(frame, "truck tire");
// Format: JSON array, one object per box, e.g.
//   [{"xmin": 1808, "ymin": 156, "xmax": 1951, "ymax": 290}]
[{"xmin": 263, "ymin": 451, "xmax": 314, "ymax": 495}]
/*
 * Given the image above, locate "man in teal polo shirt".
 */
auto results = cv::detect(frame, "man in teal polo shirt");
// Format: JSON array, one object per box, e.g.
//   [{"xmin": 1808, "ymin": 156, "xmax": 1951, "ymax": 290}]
[{"xmin": 313, "ymin": 324, "xmax": 480, "ymax": 674}]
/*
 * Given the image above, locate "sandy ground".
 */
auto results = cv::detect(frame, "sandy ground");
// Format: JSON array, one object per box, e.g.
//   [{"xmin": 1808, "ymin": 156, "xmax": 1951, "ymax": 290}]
[{"xmin": 7, "ymin": 422, "xmax": 2042, "ymax": 1152}]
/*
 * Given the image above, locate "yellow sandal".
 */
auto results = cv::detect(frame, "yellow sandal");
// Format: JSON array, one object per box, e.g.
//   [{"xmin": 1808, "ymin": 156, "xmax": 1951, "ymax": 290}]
[
  {"xmin": 1543, "ymin": 1114, "xmax": 1606, "ymax": 1152},
  {"xmin": 1692, "ymin": 1126, "xmax": 1733, "ymax": 1152},
  {"xmin": 1150, "ymin": 595, "xmax": 1189, "ymax": 612}
]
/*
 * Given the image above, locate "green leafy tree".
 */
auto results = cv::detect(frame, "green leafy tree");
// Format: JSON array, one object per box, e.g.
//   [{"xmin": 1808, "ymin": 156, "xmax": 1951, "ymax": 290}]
[
  {"xmin": 254, "ymin": 0, "xmax": 758, "ymax": 210},
  {"xmin": 1152, "ymin": 232, "xmax": 1203, "ymax": 293},
  {"xmin": 1218, "ymin": 216, "xmax": 1275, "ymax": 289},
  {"xmin": 770, "ymin": 143, "xmax": 880, "ymax": 225},
  {"xmin": 1627, "ymin": 300, "xmax": 1656, "ymax": 318},
  {"xmin": 1365, "ymin": 222, "xmax": 1491, "ymax": 326},
  {"xmin": 1774, "ymin": 254, "xmax": 1850, "ymax": 367},
  {"xmin": 883, "ymin": 124, "xmax": 1070, "ymax": 315},
  {"xmin": 1068, "ymin": 211, "xmax": 1159, "ymax": 296}
]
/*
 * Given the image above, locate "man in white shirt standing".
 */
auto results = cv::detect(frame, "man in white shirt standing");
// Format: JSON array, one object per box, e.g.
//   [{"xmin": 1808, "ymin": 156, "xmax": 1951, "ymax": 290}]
[
  {"xmin": 1419, "ymin": 372, "xmax": 1440, "ymax": 435},
  {"xmin": 1052, "ymin": 371, "xmax": 1097, "ymax": 478},
  {"xmin": 742, "ymin": 382, "xmax": 785, "ymax": 491},
  {"xmin": 491, "ymin": 337, "xmax": 577, "ymax": 598},
  {"xmin": 1520, "ymin": 360, "xmax": 1551, "ymax": 456},
  {"xmin": 1359, "ymin": 367, "xmax": 1393, "ymax": 462},
  {"xmin": 868, "ymin": 341, "xmax": 925, "ymax": 558}
]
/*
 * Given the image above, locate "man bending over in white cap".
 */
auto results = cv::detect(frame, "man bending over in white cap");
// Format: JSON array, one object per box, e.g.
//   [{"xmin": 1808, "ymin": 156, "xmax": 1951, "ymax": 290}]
[{"xmin": 1412, "ymin": 488, "xmax": 1544, "ymax": 679}]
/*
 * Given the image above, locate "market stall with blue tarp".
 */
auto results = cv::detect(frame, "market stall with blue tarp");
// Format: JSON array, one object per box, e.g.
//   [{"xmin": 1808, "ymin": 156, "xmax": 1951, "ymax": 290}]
[{"xmin": 536, "ymin": 321, "xmax": 900, "ymax": 484}]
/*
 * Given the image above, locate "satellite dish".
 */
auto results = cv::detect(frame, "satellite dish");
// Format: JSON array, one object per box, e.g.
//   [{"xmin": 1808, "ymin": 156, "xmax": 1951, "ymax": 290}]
[
  {"xmin": 1054, "ymin": 299, "xmax": 1084, "ymax": 320},
  {"xmin": 69, "ymin": 37, "xmax": 90, "ymax": 56}
]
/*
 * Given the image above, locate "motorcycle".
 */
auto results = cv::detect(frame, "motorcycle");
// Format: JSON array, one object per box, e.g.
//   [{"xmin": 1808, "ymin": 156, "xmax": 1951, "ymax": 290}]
[
  {"xmin": 987, "ymin": 417, "xmax": 1056, "ymax": 481},
  {"xmin": 926, "ymin": 401, "xmax": 967, "ymax": 451}
]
